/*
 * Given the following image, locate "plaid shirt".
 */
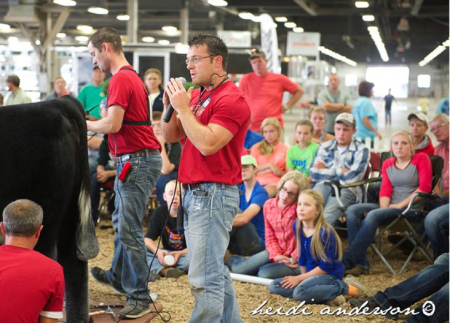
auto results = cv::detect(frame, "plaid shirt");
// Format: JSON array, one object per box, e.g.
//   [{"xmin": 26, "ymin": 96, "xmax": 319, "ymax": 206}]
[
  {"xmin": 263, "ymin": 197, "xmax": 298, "ymax": 261},
  {"xmin": 310, "ymin": 139, "xmax": 369, "ymax": 201}
]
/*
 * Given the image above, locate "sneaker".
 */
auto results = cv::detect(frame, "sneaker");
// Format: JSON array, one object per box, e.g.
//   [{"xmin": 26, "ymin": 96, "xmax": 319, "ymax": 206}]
[
  {"xmin": 119, "ymin": 301, "xmax": 152, "ymax": 319},
  {"xmin": 349, "ymin": 298, "xmax": 397, "ymax": 320},
  {"xmin": 165, "ymin": 268, "xmax": 185, "ymax": 279},
  {"xmin": 344, "ymin": 275, "xmax": 374, "ymax": 299},
  {"xmin": 328, "ymin": 295, "xmax": 346, "ymax": 307},
  {"xmin": 90, "ymin": 266, "xmax": 125, "ymax": 294},
  {"xmin": 148, "ymin": 269, "xmax": 161, "ymax": 282},
  {"xmin": 344, "ymin": 266, "xmax": 370, "ymax": 276}
]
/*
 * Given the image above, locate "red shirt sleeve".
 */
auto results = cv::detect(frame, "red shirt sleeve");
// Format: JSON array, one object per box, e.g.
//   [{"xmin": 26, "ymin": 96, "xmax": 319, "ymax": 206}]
[
  {"xmin": 264, "ymin": 200, "xmax": 283, "ymax": 260},
  {"xmin": 279, "ymin": 74, "xmax": 300, "ymax": 94},
  {"xmin": 415, "ymin": 153, "xmax": 433, "ymax": 193},
  {"xmin": 380, "ymin": 157, "xmax": 394, "ymax": 198},
  {"xmin": 43, "ymin": 267, "xmax": 65, "ymax": 313}
]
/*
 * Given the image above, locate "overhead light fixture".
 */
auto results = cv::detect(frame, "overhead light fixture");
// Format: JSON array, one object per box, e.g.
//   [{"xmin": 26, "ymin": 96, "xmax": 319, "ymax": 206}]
[
  {"xmin": 355, "ymin": 1, "xmax": 369, "ymax": 8},
  {"xmin": 142, "ymin": 36, "xmax": 155, "ymax": 43},
  {"xmin": 8, "ymin": 36, "xmax": 19, "ymax": 44},
  {"xmin": 238, "ymin": 12, "xmax": 254, "ymax": 20},
  {"xmin": 318, "ymin": 46, "xmax": 358, "ymax": 66},
  {"xmin": 0, "ymin": 23, "xmax": 11, "ymax": 31},
  {"xmin": 162, "ymin": 26, "xmax": 177, "ymax": 33},
  {"xmin": 275, "ymin": 17, "xmax": 288, "ymax": 22},
  {"xmin": 57, "ymin": 33, "xmax": 66, "ymax": 38},
  {"xmin": 251, "ymin": 15, "xmax": 262, "ymax": 22},
  {"xmin": 283, "ymin": 57, "xmax": 290, "ymax": 62},
  {"xmin": 175, "ymin": 43, "xmax": 189, "ymax": 54},
  {"xmin": 75, "ymin": 36, "xmax": 89, "ymax": 42},
  {"xmin": 284, "ymin": 22, "xmax": 296, "ymax": 28},
  {"xmin": 362, "ymin": 15, "xmax": 375, "ymax": 21},
  {"xmin": 53, "ymin": 0, "xmax": 76, "ymax": 6},
  {"xmin": 158, "ymin": 39, "xmax": 170, "ymax": 45},
  {"xmin": 77, "ymin": 25, "xmax": 93, "ymax": 32},
  {"xmin": 418, "ymin": 39, "xmax": 448, "ymax": 66},
  {"xmin": 293, "ymin": 27, "xmax": 304, "ymax": 33},
  {"xmin": 367, "ymin": 26, "xmax": 389, "ymax": 62},
  {"xmin": 207, "ymin": 0, "xmax": 228, "ymax": 6},
  {"xmin": 117, "ymin": 14, "xmax": 130, "ymax": 21},
  {"xmin": 88, "ymin": 7, "xmax": 108, "ymax": 15}
]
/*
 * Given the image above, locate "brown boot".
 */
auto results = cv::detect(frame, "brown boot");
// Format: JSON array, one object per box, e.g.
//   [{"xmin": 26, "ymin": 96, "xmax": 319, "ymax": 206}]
[{"xmin": 160, "ymin": 267, "xmax": 185, "ymax": 279}]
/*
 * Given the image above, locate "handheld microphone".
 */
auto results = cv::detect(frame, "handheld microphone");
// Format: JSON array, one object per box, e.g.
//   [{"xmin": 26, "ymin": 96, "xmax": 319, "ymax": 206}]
[
  {"xmin": 163, "ymin": 77, "xmax": 187, "ymax": 123},
  {"xmin": 177, "ymin": 206, "xmax": 185, "ymax": 233}
]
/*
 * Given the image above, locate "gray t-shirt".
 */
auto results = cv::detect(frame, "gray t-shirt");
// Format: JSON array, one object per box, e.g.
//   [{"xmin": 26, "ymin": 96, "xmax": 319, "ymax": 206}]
[{"xmin": 317, "ymin": 89, "xmax": 351, "ymax": 134}]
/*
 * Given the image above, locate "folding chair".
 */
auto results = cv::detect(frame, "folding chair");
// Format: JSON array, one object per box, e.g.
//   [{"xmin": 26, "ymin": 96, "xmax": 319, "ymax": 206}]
[{"xmin": 369, "ymin": 155, "xmax": 444, "ymax": 274}]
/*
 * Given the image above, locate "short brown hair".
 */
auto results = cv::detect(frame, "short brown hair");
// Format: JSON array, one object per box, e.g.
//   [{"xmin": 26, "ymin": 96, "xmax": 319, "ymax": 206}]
[
  {"xmin": 152, "ymin": 111, "xmax": 162, "ymax": 121},
  {"xmin": 88, "ymin": 27, "xmax": 123, "ymax": 54},
  {"xmin": 295, "ymin": 119, "xmax": 314, "ymax": 133},
  {"xmin": 358, "ymin": 80, "xmax": 375, "ymax": 97},
  {"xmin": 188, "ymin": 34, "xmax": 228, "ymax": 70},
  {"xmin": 144, "ymin": 68, "xmax": 163, "ymax": 91}
]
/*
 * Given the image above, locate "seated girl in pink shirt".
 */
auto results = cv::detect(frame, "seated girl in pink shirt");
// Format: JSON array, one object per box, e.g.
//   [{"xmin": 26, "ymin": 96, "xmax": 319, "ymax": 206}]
[{"xmin": 251, "ymin": 117, "xmax": 289, "ymax": 197}]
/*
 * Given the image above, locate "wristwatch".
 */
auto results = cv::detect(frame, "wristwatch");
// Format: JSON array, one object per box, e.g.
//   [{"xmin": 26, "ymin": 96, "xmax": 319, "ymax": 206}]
[{"xmin": 289, "ymin": 257, "xmax": 296, "ymax": 265}]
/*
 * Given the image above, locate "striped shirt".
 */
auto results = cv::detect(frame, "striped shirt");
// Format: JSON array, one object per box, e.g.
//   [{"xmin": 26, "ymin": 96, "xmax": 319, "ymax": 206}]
[
  {"xmin": 263, "ymin": 197, "xmax": 298, "ymax": 261},
  {"xmin": 310, "ymin": 139, "xmax": 370, "ymax": 201}
]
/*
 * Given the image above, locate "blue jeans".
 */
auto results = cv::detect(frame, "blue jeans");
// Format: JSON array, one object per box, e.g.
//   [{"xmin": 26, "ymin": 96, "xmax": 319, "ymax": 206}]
[
  {"xmin": 269, "ymin": 274, "xmax": 348, "ymax": 304},
  {"xmin": 315, "ymin": 183, "xmax": 357, "ymax": 227},
  {"xmin": 227, "ymin": 250, "xmax": 301, "ymax": 278},
  {"xmin": 146, "ymin": 249, "xmax": 190, "ymax": 274},
  {"xmin": 424, "ymin": 204, "xmax": 449, "ymax": 259},
  {"xmin": 343, "ymin": 203, "xmax": 420, "ymax": 270},
  {"xmin": 106, "ymin": 154, "xmax": 162, "ymax": 304},
  {"xmin": 228, "ymin": 222, "xmax": 264, "ymax": 256},
  {"xmin": 373, "ymin": 253, "xmax": 449, "ymax": 323},
  {"xmin": 183, "ymin": 183, "xmax": 242, "ymax": 323}
]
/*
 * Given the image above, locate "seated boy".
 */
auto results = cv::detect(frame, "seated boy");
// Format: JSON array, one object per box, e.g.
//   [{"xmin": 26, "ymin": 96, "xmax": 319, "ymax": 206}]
[
  {"xmin": 286, "ymin": 120, "xmax": 319, "ymax": 182},
  {"xmin": 145, "ymin": 180, "xmax": 189, "ymax": 279},
  {"xmin": 228, "ymin": 155, "xmax": 269, "ymax": 256}
]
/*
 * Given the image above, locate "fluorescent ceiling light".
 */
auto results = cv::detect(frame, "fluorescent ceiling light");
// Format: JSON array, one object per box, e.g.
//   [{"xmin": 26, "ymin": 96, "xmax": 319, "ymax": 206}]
[
  {"xmin": 77, "ymin": 25, "xmax": 93, "ymax": 32},
  {"xmin": 162, "ymin": 26, "xmax": 177, "ymax": 33},
  {"xmin": 8, "ymin": 36, "xmax": 19, "ymax": 44},
  {"xmin": 251, "ymin": 15, "xmax": 262, "ymax": 22},
  {"xmin": 75, "ymin": 36, "xmax": 89, "ymax": 42},
  {"xmin": 284, "ymin": 22, "xmax": 296, "ymax": 28},
  {"xmin": 318, "ymin": 46, "xmax": 358, "ymax": 66},
  {"xmin": 293, "ymin": 27, "xmax": 304, "ymax": 33},
  {"xmin": 175, "ymin": 43, "xmax": 189, "ymax": 54},
  {"xmin": 142, "ymin": 36, "xmax": 155, "ymax": 43},
  {"xmin": 418, "ymin": 43, "xmax": 448, "ymax": 66},
  {"xmin": 117, "ymin": 14, "xmax": 130, "ymax": 21},
  {"xmin": 366, "ymin": 26, "xmax": 389, "ymax": 62},
  {"xmin": 362, "ymin": 15, "xmax": 375, "ymax": 21},
  {"xmin": 355, "ymin": 1, "xmax": 369, "ymax": 8},
  {"xmin": 0, "ymin": 23, "xmax": 11, "ymax": 31},
  {"xmin": 442, "ymin": 39, "xmax": 450, "ymax": 47},
  {"xmin": 53, "ymin": 0, "xmax": 76, "ymax": 6},
  {"xmin": 57, "ymin": 33, "xmax": 66, "ymax": 38},
  {"xmin": 158, "ymin": 40, "xmax": 170, "ymax": 45},
  {"xmin": 207, "ymin": 0, "xmax": 228, "ymax": 6},
  {"xmin": 88, "ymin": 7, "xmax": 108, "ymax": 15},
  {"xmin": 275, "ymin": 17, "xmax": 287, "ymax": 22},
  {"xmin": 238, "ymin": 12, "xmax": 254, "ymax": 20}
]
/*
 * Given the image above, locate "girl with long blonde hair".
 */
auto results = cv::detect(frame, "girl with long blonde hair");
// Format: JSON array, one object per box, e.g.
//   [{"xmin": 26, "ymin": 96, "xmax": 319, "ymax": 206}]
[
  {"xmin": 250, "ymin": 117, "xmax": 289, "ymax": 197},
  {"xmin": 269, "ymin": 189, "xmax": 372, "ymax": 304}
]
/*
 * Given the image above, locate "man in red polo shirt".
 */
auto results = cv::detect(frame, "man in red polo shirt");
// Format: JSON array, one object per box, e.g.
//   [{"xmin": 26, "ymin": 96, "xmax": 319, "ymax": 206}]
[
  {"xmin": 239, "ymin": 49, "xmax": 304, "ymax": 132},
  {"xmin": 85, "ymin": 27, "xmax": 162, "ymax": 319},
  {"xmin": 162, "ymin": 34, "xmax": 250, "ymax": 322}
]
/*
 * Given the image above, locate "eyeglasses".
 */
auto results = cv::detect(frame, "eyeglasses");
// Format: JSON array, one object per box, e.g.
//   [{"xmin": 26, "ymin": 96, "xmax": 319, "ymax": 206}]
[
  {"xmin": 185, "ymin": 55, "xmax": 215, "ymax": 65},
  {"xmin": 280, "ymin": 187, "xmax": 297, "ymax": 199},
  {"xmin": 430, "ymin": 123, "xmax": 447, "ymax": 132}
]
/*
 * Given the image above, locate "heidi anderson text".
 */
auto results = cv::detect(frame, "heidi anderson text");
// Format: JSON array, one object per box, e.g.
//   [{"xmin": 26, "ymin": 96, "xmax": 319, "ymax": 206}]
[{"xmin": 250, "ymin": 300, "xmax": 435, "ymax": 317}]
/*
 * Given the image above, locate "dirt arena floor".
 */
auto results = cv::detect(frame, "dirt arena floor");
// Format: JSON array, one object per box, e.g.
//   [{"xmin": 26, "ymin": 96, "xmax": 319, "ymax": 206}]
[{"xmin": 88, "ymin": 215, "xmax": 437, "ymax": 323}]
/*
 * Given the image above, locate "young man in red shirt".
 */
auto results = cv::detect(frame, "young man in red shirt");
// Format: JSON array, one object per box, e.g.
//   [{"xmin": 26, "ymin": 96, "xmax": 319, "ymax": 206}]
[
  {"xmin": 162, "ymin": 34, "xmax": 250, "ymax": 322},
  {"xmin": 86, "ymin": 27, "xmax": 162, "ymax": 319},
  {"xmin": 0, "ymin": 199, "xmax": 65, "ymax": 323}
]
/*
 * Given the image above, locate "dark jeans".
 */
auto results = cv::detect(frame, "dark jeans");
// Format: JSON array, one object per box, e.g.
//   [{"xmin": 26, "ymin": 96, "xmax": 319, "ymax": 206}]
[
  {"xmin": 228, "ymin": 222, "xmax": 264, "ymax": 256},
  {"xmin": 373, "ymin": 253, "xmax": 449, "ymax": 323}
]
